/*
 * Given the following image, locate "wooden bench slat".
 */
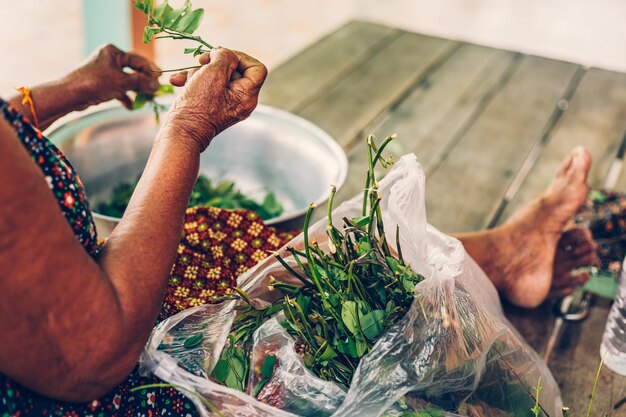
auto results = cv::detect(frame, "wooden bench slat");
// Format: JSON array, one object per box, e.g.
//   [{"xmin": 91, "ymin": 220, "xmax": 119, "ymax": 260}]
[
  {"xmin": 501, "ymin": 68, "xmax": 626, "ymax": 222},
  {"xmin": 423, "ymin": 56, "xmax": 579, "ymax": 234},
  {"xmin": 260, "ymin": 21, "xmax": 400, "ymax": 112},
  {"xmin": 298, "ymin": 32, "xmax": 457, "ymax": 148},
  {"xmin": 549, "ymin": 301, "xmax": 614, "ymax": 415},
  {"xmin": 333, "ymin": 44, "xmax": 519, "ymax": 206},
  {"xmin": 372, "ymin": 44, "xmax": 519, "ymax": 176}
]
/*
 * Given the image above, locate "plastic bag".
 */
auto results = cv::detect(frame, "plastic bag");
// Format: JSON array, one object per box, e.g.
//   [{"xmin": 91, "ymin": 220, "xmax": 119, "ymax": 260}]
[{"xmin": 139, "ymin": 154, "xmax": 562, "ymax": 417}]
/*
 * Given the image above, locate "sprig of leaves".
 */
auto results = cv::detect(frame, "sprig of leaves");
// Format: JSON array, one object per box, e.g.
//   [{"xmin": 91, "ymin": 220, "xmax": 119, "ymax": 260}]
[
  {"xmin": 133, "ymin": 0, "xmax": 215, "ymax": 120},
  {"xmin": 134, "ymin": 0, "xmax": 213, "ymax": 55}
]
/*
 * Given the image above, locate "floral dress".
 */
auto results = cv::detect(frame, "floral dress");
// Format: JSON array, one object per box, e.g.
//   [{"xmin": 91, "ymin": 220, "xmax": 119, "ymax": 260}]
[{"xmin": 0, "ymin": 98, "xmax": 296, "ymax": 417}]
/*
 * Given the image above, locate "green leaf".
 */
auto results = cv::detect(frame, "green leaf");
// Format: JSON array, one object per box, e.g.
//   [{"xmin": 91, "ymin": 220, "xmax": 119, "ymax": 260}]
[
  {"xmin": 224, "ymin": 355, "xmax": 245, "ymax": 390},
  {"xmin": 134, "ymin": 0, "xmax": 154, "ymax": 15},
  {"xmin": 328, "ymin": 293, "xmax": 341, "ymax": 307},
  {"xmin": 193, "ymin": 48, "xmax": 207, "ymax": 57},
  {"xmin": 296, "ymin": 294, "xmax": 311, "ymax": 314},
  {"xmin": 346, "ymin": 337, "xmax": 358, "ymax": 358},
  {"xmin": 133, "ymin": 92, "xmax": 150, "ymax": 110},
  {"xmin": 152, "ymin": 0, "xmax": 173, "ymax": 22},
  {"xmin": 351, "ymin": 216, "xmax": 369, "ymax": 228},
  {"xmin": 261, "ymin": 192, "xmax": 283, "ymax": 219},
  {"xmin": 341, "ymin": 301, "xmax": 358, "ymax": 335},
  {"xmin": 252, "ymin": 377, "xmax": 269, "ymax": 398},
  {"xmin": 212, "ymin": 359, "xmax": 230, "ymax": 383},
  {"xmin": 355, "ymin": 338, "xmax": 368, "ymax": 357},
  {"xmin": 318, "ymin": 345, "xmax": 338, "ymax": 362},
  {"xmin": 142, "ymin": 26, "xmax": 162, "ymax": 44},
  {"xmin": 163, "ymin": 0, "xmax": 192, "ymax": 29},
  {"xmin": 422, "ymin": 408, "xmax": 445, "ymax": 417},
  {"xmin": 174, "ymin": 8, "xmax": 204, "ymax": 34},
  {"xmin": 329, "ymin": 266, "xmax": 348, "ymax": 281},
  {"xmin": 356, "ymin": 236, "xmax": 371, "ymax": 255},
  {"xmin": 360, "ymin": 310, "xmax": 386, "ymax": 340},
  {"xmin": 183, "ymin": 332, "xmax": 203, "ymax": 348},
  {"xmin": 589, "ymin": 189, "xmax": 607, "ymax": 203},
  {"xmin": 261, "ymin": 354, "xmax": 277, "ymax": 379},
  {"xmin": 155, "ymin": 84, "xmax": 175, "ymax": 96}
]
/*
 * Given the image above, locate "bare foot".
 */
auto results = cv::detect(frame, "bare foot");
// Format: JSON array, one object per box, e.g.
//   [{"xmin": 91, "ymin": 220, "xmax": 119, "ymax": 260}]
[
  {"xmin": 550, "ymin": 227, "xmax": 598, "ymax": 298},
  {"xmin": 496, "ymin": 147, "xmax": 593, "ymax": 307},
  {"xmin": 458, "ymin": 147, "xmax": 594, "ymax": 308}
]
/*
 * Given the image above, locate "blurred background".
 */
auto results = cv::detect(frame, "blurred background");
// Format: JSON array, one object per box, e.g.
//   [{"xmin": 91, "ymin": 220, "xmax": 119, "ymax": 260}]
[{"xmin": 1, "ymin": 0, "xmax": 625, "ymax": 96}]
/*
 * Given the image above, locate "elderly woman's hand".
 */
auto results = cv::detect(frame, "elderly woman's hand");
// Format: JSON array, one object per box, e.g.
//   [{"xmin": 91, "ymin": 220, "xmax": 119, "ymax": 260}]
[
  {"xmin": 8, "ymin": 45, "xmax": 161, "ymax": 131},
  {"xmin": 68, "ymin": 44, "xmax": 161, "ymax": 110},
  {"xmin": 163, "ymin": 47, "xmax": 268, "ymax": 153}
]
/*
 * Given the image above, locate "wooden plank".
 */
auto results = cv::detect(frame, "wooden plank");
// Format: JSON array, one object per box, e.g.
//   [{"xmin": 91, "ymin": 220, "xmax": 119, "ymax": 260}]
[
  {"xmin": 298, "ymin": 32, "xmax": 457, "ymax": 148},
  {"xmin": 260, "ymin": 21, "xmax": 401, "ymax": 112},
  {"xmin": 613, "ymin": 377, "xmax": 626, "ymax": 417},
  {"xmin": 332, "ymin": 44, "xmax": 519, "ymax": 206},
  {"xmin": 423, "ymin": 56, "xmax": 580, "ymax": 234},
  {"xmin": 502, "ymin": 68, "xmax": 626, "ymax": 221},
  {"xmin": 503, "ymin": 301, "xmax": 553, "ymax": 355},
  {"xmin": 371, "ymin": 44, "xmax": 519, "ymax": 176},
  {"xmin": 549, "ymin": 300, "xmax": 615, "ymax": 415}
]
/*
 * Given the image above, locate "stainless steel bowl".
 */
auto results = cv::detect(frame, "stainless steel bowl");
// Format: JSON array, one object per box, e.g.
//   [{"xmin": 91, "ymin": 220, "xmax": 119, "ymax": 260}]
[{"xmin": 47, "ymin": 104, "xmax": 348, "ymax": 236}]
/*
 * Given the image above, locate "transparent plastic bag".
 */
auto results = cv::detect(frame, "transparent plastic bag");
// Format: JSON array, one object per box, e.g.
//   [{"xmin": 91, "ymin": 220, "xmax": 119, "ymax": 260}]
[{"xmin": 139, "ymin": 154, "xmax": 562, "ymax": 417}]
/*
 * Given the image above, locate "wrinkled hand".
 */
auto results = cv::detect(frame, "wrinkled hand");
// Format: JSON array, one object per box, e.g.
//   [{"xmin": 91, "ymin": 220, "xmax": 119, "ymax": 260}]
[
  {"xmin": 164, "ymin": 47, "xmax": 267, "ymax": 153},
  {"xmin": 67, "ymin": 44, "xmax": 161, "ymax": 110}
]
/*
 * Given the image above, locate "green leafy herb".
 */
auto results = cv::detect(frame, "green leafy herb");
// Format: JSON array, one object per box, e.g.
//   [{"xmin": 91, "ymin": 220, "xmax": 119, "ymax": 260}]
[
  {"xmin": 183, "ymin": 332, "xmax": 204, "ymax": 348},
  {"xmin": 252, "ymin": 354, "xmax": 277, "ymax": 397},
  {"xmin": 96, "ymin": 174, "xmax": 283, "ymax": 221},
  {"xmin": 210, "ymin": 134, "xmax": 424, "ymax": 392}
]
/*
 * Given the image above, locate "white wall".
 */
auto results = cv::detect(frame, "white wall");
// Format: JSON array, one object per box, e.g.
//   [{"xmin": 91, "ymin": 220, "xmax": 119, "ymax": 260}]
[{"xmin": 1, "ymin": 0, "xmax": 625, "ymax": 96}]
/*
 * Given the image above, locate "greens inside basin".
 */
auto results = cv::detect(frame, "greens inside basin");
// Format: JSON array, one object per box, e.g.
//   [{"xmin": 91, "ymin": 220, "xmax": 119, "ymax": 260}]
[{"xmin": 46, "ymin": 104, "xmax": 347, "ymax": 227}]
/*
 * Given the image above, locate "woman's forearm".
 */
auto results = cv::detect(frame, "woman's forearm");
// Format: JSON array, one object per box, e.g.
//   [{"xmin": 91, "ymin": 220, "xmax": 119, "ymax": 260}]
[
  {"xmin": 96, "ymin": 124, "xmax": 202, "ymax": 336},
  {"xmin": 7, "ymin": 77, "xmax": 90, "ymax": 131}
]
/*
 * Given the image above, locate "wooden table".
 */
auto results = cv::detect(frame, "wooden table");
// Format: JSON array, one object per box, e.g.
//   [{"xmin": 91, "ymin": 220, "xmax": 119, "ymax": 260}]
[{"xmin": 259, "ymin": 21, "xmax": 626, "ymax": 415}]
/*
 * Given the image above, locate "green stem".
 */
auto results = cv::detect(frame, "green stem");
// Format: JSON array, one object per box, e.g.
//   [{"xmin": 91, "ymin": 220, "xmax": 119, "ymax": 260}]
[
  {"xmin": 362, "ymin": 135, "xmax": 376, "ymax": 216},
  {"xmin": 586, "ymin": 350, "xmax": 607, "ymax": 417},
  {"xmin": 372, "ymin": 134, "xmax": 395, "ymax": 168},
  {"xmin": 367, "ymin": 195, "xmax": 382, "ymax": 236},
  {"xmin": 161, "ymin": 27, "xmax": 214, "ymax": 49},
  {"xmin": 151, "ymin": 64, "xmax": 203, "ymax": 73},
  {"xmin": 273, "ymin": 252, "xmax": 311, "ymax": 287},
  {"xmin": 302, "ymin": 204, "xmax": 326, "ymax": 297},
  {"xmin": 395, "ymin": 225, "xmax": 404, "ymax": 264},
  {"xmin": 327, "ymin": 185, "xmax": 337, "ymax": 228}
]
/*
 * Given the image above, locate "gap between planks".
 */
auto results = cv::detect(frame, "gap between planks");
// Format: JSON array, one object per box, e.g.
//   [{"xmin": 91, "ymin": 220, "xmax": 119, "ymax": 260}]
[{"xmin": 486, "ymin": 66, "xmax": 587, "ymax": 229}]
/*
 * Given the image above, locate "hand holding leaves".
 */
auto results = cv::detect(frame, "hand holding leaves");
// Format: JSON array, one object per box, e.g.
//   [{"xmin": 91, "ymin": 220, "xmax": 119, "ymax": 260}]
[{"xmin": 66, "ymin": 44, "xmax": 161, "ymax": 110}]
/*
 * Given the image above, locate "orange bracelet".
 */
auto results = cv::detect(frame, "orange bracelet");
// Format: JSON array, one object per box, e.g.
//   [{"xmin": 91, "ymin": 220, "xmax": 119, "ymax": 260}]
[{"xmin": 16, "ymin": 86, "xmax": 42, "ymax": 138}]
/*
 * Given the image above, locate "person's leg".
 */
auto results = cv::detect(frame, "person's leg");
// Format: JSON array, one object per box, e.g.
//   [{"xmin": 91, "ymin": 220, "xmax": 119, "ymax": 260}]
[{"xmin": 454, "ymin": 146, "xmax": 597, "ymax": 308}]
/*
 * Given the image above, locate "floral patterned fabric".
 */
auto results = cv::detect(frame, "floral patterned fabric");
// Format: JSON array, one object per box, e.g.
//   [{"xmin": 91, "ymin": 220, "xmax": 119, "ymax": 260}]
[
  {"xmin": 0, "ymin": 98, "xmax": 296, "ymax": 417},
  {"xmin": 0, "ymin": 99, "xmax": 99, "ymax": 256}
]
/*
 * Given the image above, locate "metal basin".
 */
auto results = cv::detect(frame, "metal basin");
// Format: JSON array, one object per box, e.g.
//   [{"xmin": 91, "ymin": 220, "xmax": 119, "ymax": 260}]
[{"xmin": 47, "ymin": 104, "xmax": 348, "ymax": 236}]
